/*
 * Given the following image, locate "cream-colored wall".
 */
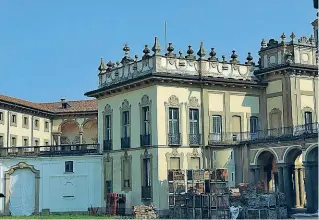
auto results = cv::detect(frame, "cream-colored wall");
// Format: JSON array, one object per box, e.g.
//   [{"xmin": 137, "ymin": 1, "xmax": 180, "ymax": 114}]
[
  {"xmin": 230, "ymin": 94, "xmax": 259, "ymax": 131},
  {"xmin": 156, "ymin": 85, "xmax": 201, "ymax": 146},
  {"xmin": 98, "ymin": 86, "xmax": 157, "ymax": 149},
  {"xmin": 266, "ymin": 96, "xmax": 283, "ymax": 128},
  {"xmin": 299, "ymin": 79, "xmax": 314, "ymax": 92},
  {"xmin": 300, "ymin": 95, "xmax": 315, "ymax": 110},
  {"xmin": 209, "ymin": 93, "xmax": 224, "ymax": 112},
  {"xmin": 266, "ymin": 80, "xmax": 282, "ymax": 94},
  {"xmin": 0, "ymin": 108, "xmax": 51, "ymax": 147}
]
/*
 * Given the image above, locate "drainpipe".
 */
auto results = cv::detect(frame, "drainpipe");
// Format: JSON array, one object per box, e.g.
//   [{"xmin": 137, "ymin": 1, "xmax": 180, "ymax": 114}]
[
  {"xmin": 6, "ymin": 110, "xmax": 9, "ymax": 147},
  {"xmin": 31, "ymin": 115, "xmax": 34, "ymax": 145},
  {"xmin": 50, "ymin": 118, "xmax": 53, "ymax": 145}
]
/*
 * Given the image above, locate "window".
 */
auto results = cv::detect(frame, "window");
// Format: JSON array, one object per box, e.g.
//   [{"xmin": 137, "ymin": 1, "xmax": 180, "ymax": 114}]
[
  {"xmin": 65, "ymin": 161, "xmax": 73, "ymax": 173},
  {"xmin": 211, "ymin": 115, "xmax": 222, "ymax": 141},
  {"xmin": 231, "ymin": 172, "xmax": 234, "ymax": 181},
  {"xmin": 0, "ymin": 135, "xmax": 3, "ymax": 147},
  {"xmin": 45, "ymin": 121, "xmax": 49, "ymax": 131},
  {"xmin": 189, "ymin": 109, "xmax": 199, "ymax": 134},
  {"xmin": 45, "ymin": 141, "xmax": 49, "ymax": 146},
  {"xmin": 11, "ymin": 137, "xmax": 16, "ymax": 147},
  {"xmin": 305, "ymin": 111, "xmax": 313, "ymax": 131},
  {"xmin": 0, "ymin": 112, "xmax": 3, "ymax": 122},
  {"xmin": 230, "ymin": 151, "xmax": 233, "ymax": 160},
  {"xmin": 105, "ymin": 115, "xmax": 111, "ymax": 140},
  {"xmin": 11, "ymin": 114, "xmax": 16, "ymax": 124},
  {"xmin": 105, "ymin": 181, "xmax": 112, "ymax": 194},
  {"xmin": 250, "ymin": 116, "xmax": 258, "ymax": 133},
  {"xmin": 168, "ymin": 108, "xmax": 179, "ymax": 135},
  {"xmin": 123, "ymin": 159, "xmax": 131, "ymax": 188},
  {"xmin": 170, "ymin": 157, "xmax": 180, "ymax": 170},
  {"xmin": 34, "ymin": 119, "xmax": 39, "ymax": 129},
  {"xmin": 122, "ymin": 111, "xmax": 130, "ymax": 137},
  {"xmin": 190, "ymin": 157, "xmax": 200, "ymax": 169},
  {"xmin": 23, "ymin": 117, "xmax": 28, "ymax": 126},
  {"xmin": 23, "ymin": 138, "xmax": 28, "ymax": 146},
  {"xmin": 35, "ymin": 140, "xmax": 39, "ymax": 146},
  {"xmin": 142, "ymin": 106, "xmax": 150, "ymax": 135},
  {"xmin": 143, "ymin": 158, "xmax": 151, "ymax": 187}
]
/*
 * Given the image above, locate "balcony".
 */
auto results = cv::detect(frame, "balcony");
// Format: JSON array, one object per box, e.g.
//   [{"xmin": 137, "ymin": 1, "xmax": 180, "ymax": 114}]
[
  {"xmin": 140, "ymin": 134, "xmax": 151, "ymax": 147},
  {"xmin": 141, "ymin": 186, "xmax": 152, "ymax": 200},
  {"xmin": 208, "ymin": 123, "xmax": 319, "ymax": 145},
  {"xmin": 121, "ymin": 137, "xmax": 131, "ymax": 149},
  {"xmin": 189, "ymin": 134, "xmax": 202, "ymax": 146},
  {"xmin": 168, "ymin": 133, "xmax": 181, "ymax": 146},
  {"xmin": 0, "ymin": 144, "xmax": 100, "ymax": 157},
  {"xmin": 103, "ymin": 140, "xmax": 112, "ymax": 151}
]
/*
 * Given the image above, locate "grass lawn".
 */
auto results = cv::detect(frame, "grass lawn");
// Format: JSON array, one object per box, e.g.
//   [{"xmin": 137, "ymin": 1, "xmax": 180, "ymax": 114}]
[{"xmin": 0, "ymin": 214, "xmax": 116, "ymax": 219}]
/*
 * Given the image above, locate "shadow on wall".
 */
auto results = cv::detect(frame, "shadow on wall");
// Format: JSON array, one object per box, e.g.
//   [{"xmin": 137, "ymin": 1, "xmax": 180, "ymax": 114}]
[{"xmin": 158, "ymin": 179, "xmax": 169, "ymax": 217}]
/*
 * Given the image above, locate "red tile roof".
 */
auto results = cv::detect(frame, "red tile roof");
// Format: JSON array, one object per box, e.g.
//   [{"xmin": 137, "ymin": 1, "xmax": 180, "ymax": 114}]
[{"xmin": 0, "ymin": 94, "xmax": 97, "ymax": 114}]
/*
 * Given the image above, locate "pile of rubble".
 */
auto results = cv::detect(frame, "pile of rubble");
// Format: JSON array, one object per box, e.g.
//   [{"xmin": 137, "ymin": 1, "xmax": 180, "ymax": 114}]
[
  {"xmin": 132, "ymin": 205, "xmax": 158, "ymax": 219},
  {"xmin": 230, "ymin": 183, "xmax": 288, "ymax": 219}
]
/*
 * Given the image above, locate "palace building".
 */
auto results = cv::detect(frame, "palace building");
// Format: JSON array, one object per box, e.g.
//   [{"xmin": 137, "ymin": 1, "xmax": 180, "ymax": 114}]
[
  {"xmin": 86, "ymin": 16, "xmax": 318, "ymax": 213},
  {"xmin": 0, "ymin": 14, "xmax": 317, "ymax": 216}
]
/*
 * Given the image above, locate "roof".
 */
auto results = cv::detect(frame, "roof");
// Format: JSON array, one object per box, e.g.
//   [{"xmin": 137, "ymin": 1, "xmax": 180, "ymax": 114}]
[{"xmin": 0, "ymin": 94, "xmax": 97, "ymax": 114}]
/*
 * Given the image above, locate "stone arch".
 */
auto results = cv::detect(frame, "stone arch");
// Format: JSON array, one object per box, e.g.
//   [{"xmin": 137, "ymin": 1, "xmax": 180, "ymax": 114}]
[
  {"xmin": 283, "ymin": 145, "xmax": 302, "ymax": 164},
  {"xmin": 82, "ymin": 118, "xmax": 98, "ymax": 144},
  {"xmin": 305, "ymin": 143, "xmax": 318, "ymax": 162},
  {"xmin": 58, "ymin": 119, "xmax": 81, "ymax": 132},
  {"xmin": 5, "ymin": 162, "xmax": 40, "ymax": 215},
  {"xmin": 59, "ymin": 120, "xmax": 81, "ymax": 144},
  {"xmin": 253, "ymin": 148, "xmax": 279, "ymax": 165}
]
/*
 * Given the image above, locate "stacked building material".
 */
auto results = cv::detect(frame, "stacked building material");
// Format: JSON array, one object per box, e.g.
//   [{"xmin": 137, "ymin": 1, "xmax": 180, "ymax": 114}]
[
  {"xmin": 168, "ymin": 169, "xmax": 230, "ymax": 219},
  {"xmin": 230, "ymin": 183, "xmax": 288, "ymax": 219},
  {"xmin": 132, "ymin": 205, "xmax": 158, "ymax": 219}
]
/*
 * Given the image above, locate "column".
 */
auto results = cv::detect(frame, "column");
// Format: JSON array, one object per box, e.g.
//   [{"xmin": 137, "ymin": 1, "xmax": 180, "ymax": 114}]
[
  {"xmin": 57, "ymin": 133, "xmax": 61, "ymax": 151},
  {"xmin": 294, "ymin": 167, "xmax": 301, "ymax": 208},
  {"xmin": 277, "ymin": 164, "xmax": 285, "ymax": 193},
  {"xmin": 283, "ymin": 164, "xmax": 293, "ymax": 210},
  {"xmin": 304, "ymin": 162, "xmax": 314, "ymax": 213},
  {"xmin": 299, "ymin": 168, "xmax": 305, "ymax": 207},
  {"xmin": 250, "ymin": 165, "xmax": 261, "ymax": 183},
  {"xmin": 79, "ymin": 131, "xmax": 83, "ymax": 144}
]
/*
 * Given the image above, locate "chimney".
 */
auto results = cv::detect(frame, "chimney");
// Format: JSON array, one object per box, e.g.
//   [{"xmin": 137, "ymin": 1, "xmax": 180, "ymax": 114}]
[{"xmin": 61, "ymin": 98, "xmax": 68, "ymax": 109}]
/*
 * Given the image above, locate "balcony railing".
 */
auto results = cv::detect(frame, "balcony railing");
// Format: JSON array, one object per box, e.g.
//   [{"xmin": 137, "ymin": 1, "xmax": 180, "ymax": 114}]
[
  {"xmin": 103, "ymin": 140, "xmax": 112, "ymax": 151},
  {"xmin": 141, "ymin": 185, "xmax": 152, "ymax": 200},
  {"xmin": 208, "ymin": 123, "xmax": 319, "ymax": 145},
  {"xmin": 168, "ymin": 133, "xmax": 181, "ymax": 146},
  {"xmin": 121, "ymin": 137, "xmax": 131, "ymax": 149},
  {"xmin": 189, "ymin": 134, "xmax": 202, "ymax": 146},
  {"xmin": 0, "ymin": 144, "xmax": 100, "ymax": 157},
  {"xmin": 140, "ymin": 134, "xmax": 151, "ymax": 147}
]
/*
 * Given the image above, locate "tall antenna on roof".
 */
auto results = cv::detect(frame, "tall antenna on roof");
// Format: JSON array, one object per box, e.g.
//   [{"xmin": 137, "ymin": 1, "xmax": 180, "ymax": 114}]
[{"xmin": 165, "ymin": 21, "xmax": 167, "ymax": 49}]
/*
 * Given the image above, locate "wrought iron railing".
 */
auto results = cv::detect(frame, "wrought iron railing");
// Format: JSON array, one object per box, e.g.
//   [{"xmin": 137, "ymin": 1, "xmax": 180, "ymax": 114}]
[
  {"xmin": 189, "ymin": 134, "xmax": 202, "ymax": 146},
  {"xmin": 121, "ymin": 137, "xmax": 131, "ymax": 149},
  {"xmin": 140, "ymin": 134, "xmax": 151, "ymax": 147},
  {"xmin": 103, "ymin": 140, "xmax": 112, "ymax": 151},
  {"xmin": 0, "ymin": 144, "xmax": 100, "ymax": 157},
  {"xmin": 168, "ymin": 133, "xmax": 181, "ymax": 146},
  {"xmin": 141, "ymin": 185, "xmax": 152, "ymax": 199},
  {"xmin": 208, "ymin": 123, "xmax": 319, "ymax": 145}
]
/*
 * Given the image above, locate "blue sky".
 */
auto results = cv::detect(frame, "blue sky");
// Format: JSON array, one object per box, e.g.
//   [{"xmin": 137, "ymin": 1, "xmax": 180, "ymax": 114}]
[{"xmin": 0, "ymin": 0, "xmax": 316, "ymax": 102}]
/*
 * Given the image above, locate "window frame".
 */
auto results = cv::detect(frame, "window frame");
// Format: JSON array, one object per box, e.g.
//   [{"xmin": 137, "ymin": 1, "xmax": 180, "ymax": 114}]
[
  {"xmin": 22, "ymin": 136, "xmax": 29, "ymax": 146},
  {"xmin": 250, "ymin": 116, "xmax": 259, "ymax": 134},
  {"xmin": 121, "ymin": 152, "xmax": 132, "ymax": 192},
  {"xmin": 44, "ymin": 120, "xmax": 50, "ymax": 132},
  {"xmin": 34, "ymin": 118, "xmax": 40, "ymax": 130},
  {"xmin": 105, "ymin": 115, "xmax": 112, "ymax": 141},
  {"xmin": 0, "ymin": 111, "xmax": 4, "ymax": 124},
  {"xmin": 0, "ymin": 134, "xmax": 4, "ymax": 147},
  {"xmin": 65, "ymin": 161, "xmax": 74, "ymax": 173},
  {"xmin": 10, "ymin": 113, "xmax": 17, "ymax": 127},
  {"xmin": 10, "ymin": 135, "xmax": 17, "ymax": 147}
]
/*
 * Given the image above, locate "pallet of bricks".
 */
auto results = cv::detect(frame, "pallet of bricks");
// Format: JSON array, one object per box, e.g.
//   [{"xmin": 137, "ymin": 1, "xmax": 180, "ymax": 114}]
[{"xmin": 168, "ymin": 169, "xmax": 187, "ymax": 219}]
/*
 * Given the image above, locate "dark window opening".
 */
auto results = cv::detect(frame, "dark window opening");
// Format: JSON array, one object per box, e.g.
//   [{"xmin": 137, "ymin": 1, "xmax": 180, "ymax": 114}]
[{"xmin": 65, "ymin": 161, "xmax": 74, "ymax": 173}]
